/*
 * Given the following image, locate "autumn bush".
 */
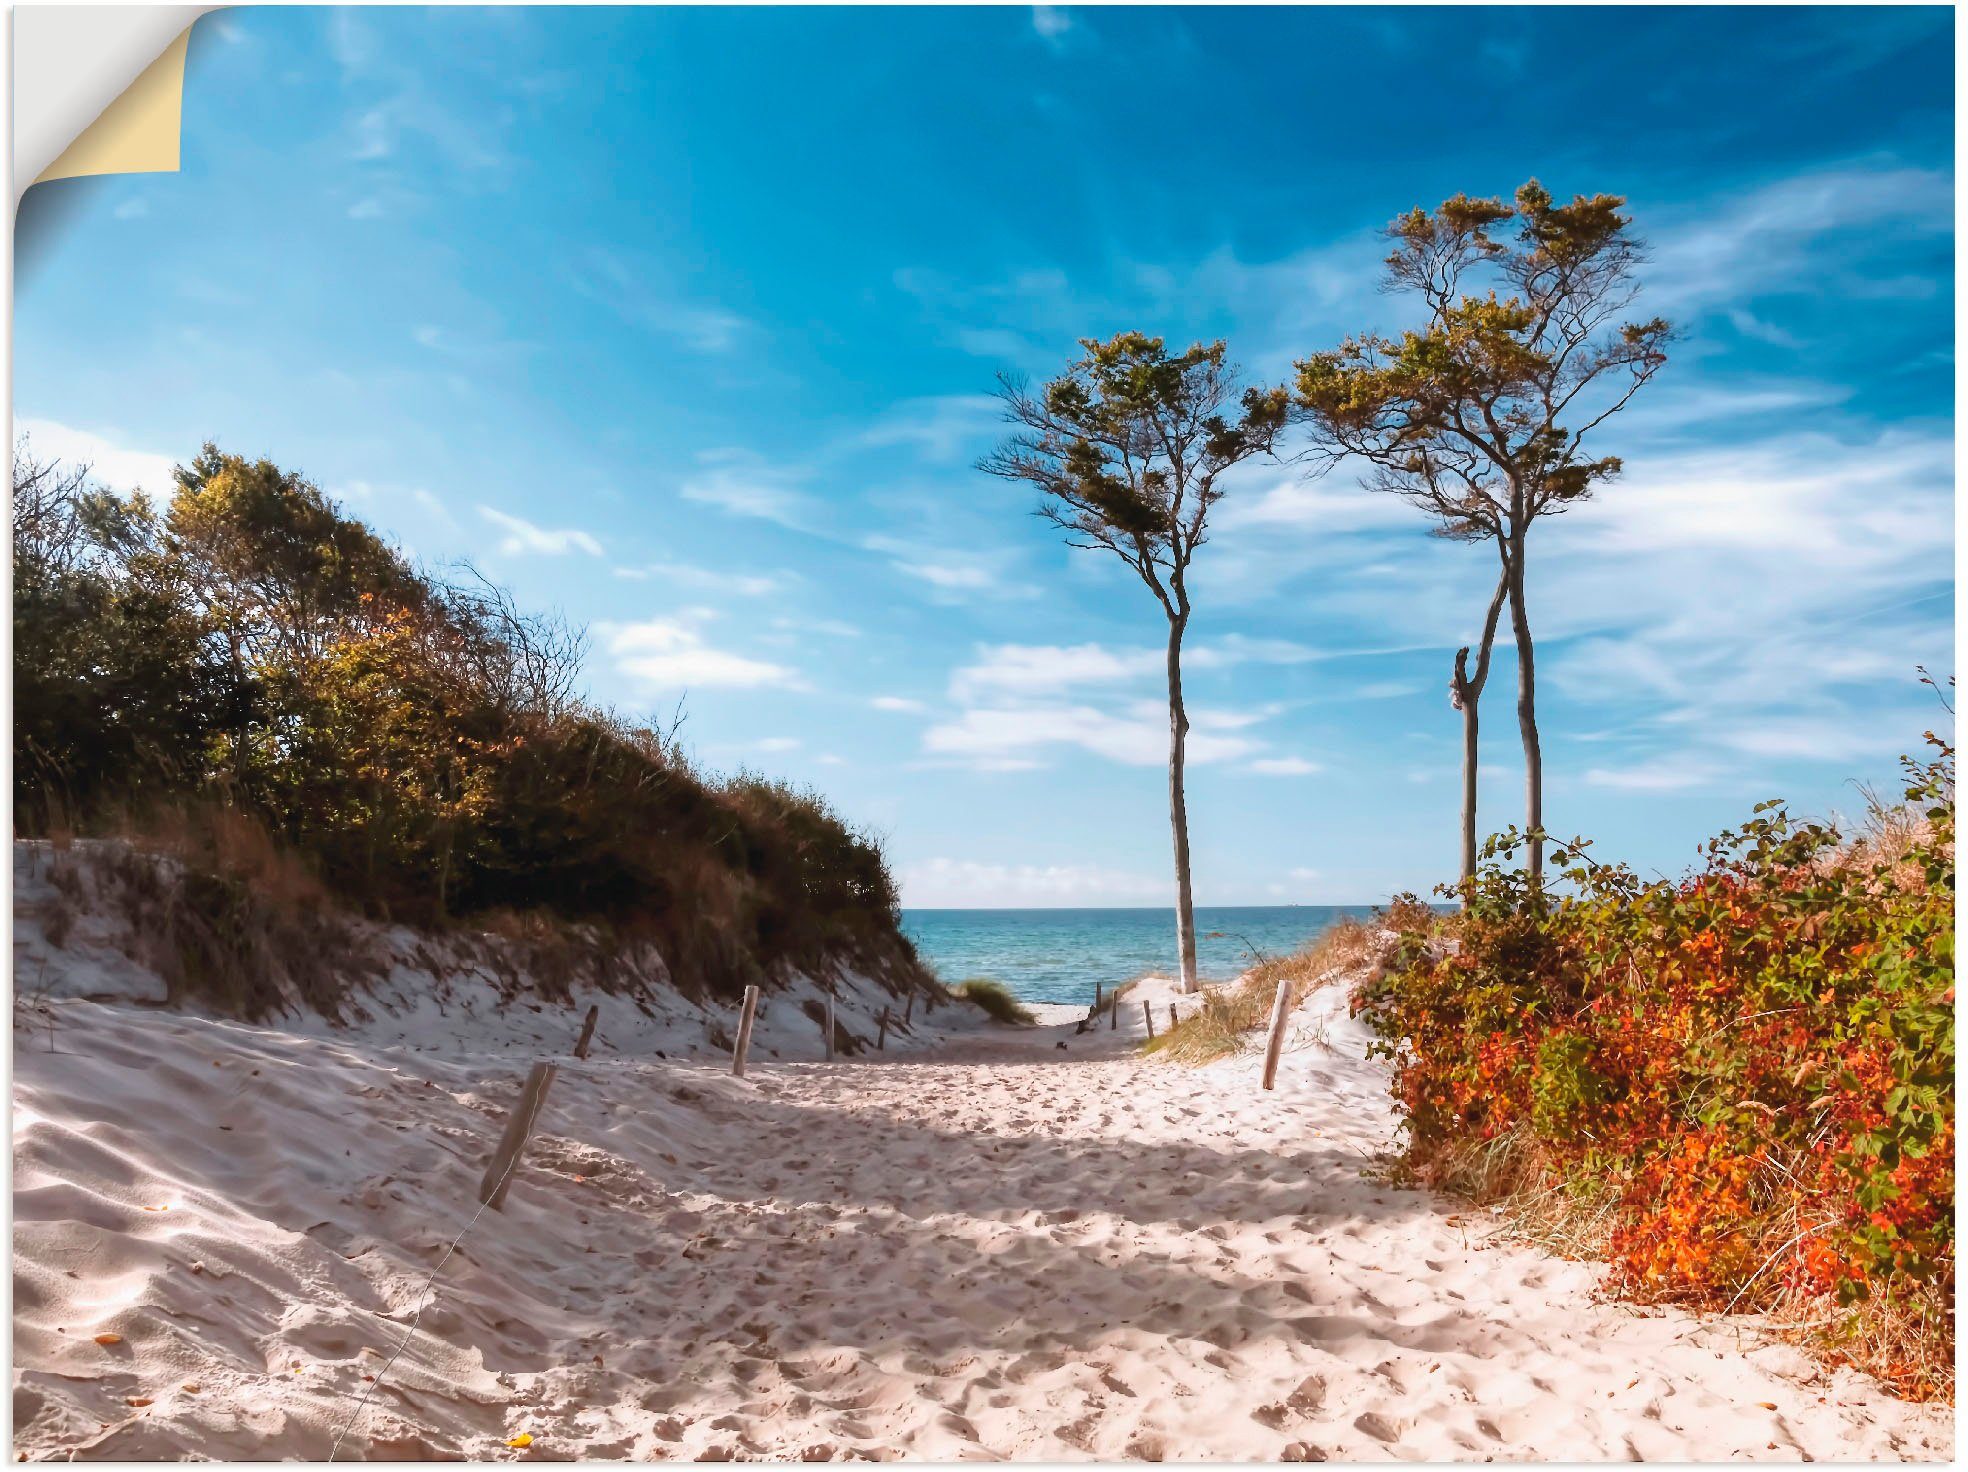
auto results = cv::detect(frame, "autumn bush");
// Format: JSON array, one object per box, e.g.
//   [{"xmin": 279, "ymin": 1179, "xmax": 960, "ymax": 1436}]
[
  {"xmin": 1358, "ymin": 734, "xmax": 1955, "ymax": 1399},
  {"xmin": 12, "ymin": 441, "xmax": 928, "ymax": 1013}
]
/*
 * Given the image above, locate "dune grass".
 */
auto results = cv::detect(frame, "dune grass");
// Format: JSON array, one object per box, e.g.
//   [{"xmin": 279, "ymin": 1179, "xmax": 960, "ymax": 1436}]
[
  {"xmin": 1144, "ymin": 915, "xmax": 1389, "ymax": 1065},
  {"xmin": 953, "ymin": 978, "xmax": 1037, "ymax": 1026}
]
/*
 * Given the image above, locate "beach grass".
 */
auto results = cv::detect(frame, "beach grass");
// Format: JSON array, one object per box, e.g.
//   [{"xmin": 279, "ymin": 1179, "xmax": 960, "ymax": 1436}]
[
  {"xmin": 1144, "ymin": 916, "xmax": 1385, "ymax": 1065},
  {"xmin": 952, "ymin": 977, "xmax": 1038, "ymax": 1025}
]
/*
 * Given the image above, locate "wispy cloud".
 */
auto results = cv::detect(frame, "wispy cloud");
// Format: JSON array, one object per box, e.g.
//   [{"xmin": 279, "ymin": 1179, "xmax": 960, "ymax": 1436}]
[
  {"xmin": 1249, "ymin": 756, "xmax": 1323, "ymax": 776},
  {"xmin": 680, "ymin": 451, "xmax": 816, "ymax": 528},
  {"xmin": 612, "ymin": 561, "xmax": 783, "ymax": 597},
  {"xmin": 872, "ymin": 695, "xmax": 927, "ymax": 713},
  {"xmin": 1031, "ymin": 7, "xmax": 1072, "ymax": 42},
  {"xmin": 477, "ymin": 506, "xmax": 603, "ymax": 557},
  {"xmin": 1645, "ymin": 163, "xmax": 1952, "ymax": 313},
  {"xmin": 569, "ymin": 248, "xmax": 754, "ymax": 353},
  {"xmin": 951, "ymin": 643, "xmax": 1160, "ymax": 701},
  {"xmin": 1584, "ymin": 758, "xmax": 1720, "ymax": 792},
  {"xmin": 862, "ymin": 534, "xmax": 1030, "ymax": 599},
  {"xmin": 924, "ymin": 703, "xmax": 1262, "ymax": 769},
  {"xmin": 901, "ymin": 856, "xmax": 1167, "ymax": 907},
  {"xmin": 860, "ymin": 395, "xmax": 1004, "ymax": 463},
  {"xmin": 603, "ymin": 614, "xmax": 799, "ymax": 691}
]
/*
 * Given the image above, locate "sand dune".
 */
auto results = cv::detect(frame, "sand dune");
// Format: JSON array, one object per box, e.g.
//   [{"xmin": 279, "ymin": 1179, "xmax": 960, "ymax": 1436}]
[{"xmin": 9, "ymin": 911, "xmax": 1953, "ymax": 1459}]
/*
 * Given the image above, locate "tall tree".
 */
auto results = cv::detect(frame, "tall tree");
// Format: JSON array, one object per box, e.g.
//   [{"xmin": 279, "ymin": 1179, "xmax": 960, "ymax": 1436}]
[
  {"xmin": 1294, "ymin": 182, "xmax": 1669, "ymax": 884},
  {"xmin": 983, "ymin": 333, "xmax": 1287, "ymax": 992}
]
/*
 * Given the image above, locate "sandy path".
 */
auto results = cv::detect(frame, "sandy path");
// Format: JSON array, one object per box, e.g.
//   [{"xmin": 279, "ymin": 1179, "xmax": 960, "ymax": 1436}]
[{"xmin": 11, "ymin": 987, "xmax": 1953, "ymax": 1461}]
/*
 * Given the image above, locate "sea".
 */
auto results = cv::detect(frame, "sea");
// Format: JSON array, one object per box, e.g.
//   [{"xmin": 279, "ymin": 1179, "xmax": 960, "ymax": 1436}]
[{"xmin": 901, "ymin": 905, "xmax": 1376, "ymax": 1006}]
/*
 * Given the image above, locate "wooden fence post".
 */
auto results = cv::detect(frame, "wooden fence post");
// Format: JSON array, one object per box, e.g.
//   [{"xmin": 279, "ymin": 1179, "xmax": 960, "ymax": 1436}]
[
  {"xmin": 1110, "ymin": 989, "xmax": 1119, "ymax": 1030},
  {"xmin": 1142, "ymin": 999, "xmax": 1154, "ymax": 1039},
  {"xmin": 1261, "ymin": 981, "xmax": 1291, "ymax": 1091},
  {"xmin": 479, "ymin": 1061, "xmax": 556, "ymax": 1211},
  {"xmin": 573, "ymin": 1004, "xmax": 599, "ymax": 1060},
  {"xmin": 824, "ymin": 993, "xmax": 835, "ymax": 1061},
  {"xmin": 877, "ymin": 1007, "xmax": 889, "ymax": 1051},
  {"xmin": 904, "ymin": 993, "xmax": 914, "ymax": 1026},
  {"xmin": 731, "ymin": 985, "xmax": 760, "ymax": 1078},
  {"xmin": 1168, "ymin": 1001, "xmax": 1177, "ymax": 1031},
  {"xmin": 1095, "ymin": 982, "xmax": 1103, "ymax": 1014}
]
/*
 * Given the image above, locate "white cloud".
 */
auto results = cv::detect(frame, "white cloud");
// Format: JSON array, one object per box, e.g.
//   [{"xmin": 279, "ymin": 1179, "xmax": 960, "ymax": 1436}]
[
  {"xmin": 872, "ymin": 695, "xmax": 927, "ymax": 713},
  {"xmin": 1031, "ymin": 6, "xmax": 1072, "ymax": 42},
  {"xmin": 347, "ymin": 197, "xmax": 385, "ymax": 220},
  {"xmin": 1584, "ymin": 759, "xmax": 1720, "ymax": 793},
  {"xmin": 569, "ymin": 248, "xmax": 753, "ymax": 353},
  {"xmin": 753, "ymin": 737, "xmax": 800, "ymax": 753},
  {"xmin": 1249, "ymin": 756, "xmax": 1323, "ymax": 776},
  {"xmin": 924, "ymin": 703, "xmax": 1260, "ymax": 769},
  {"xmin": 603, "ymin": 616, "xmax": 798, "ymax": 691},
  {"xmin": 1214, "ymin": 472, "xmax": 1420, "ymax": 536},
  {"xmin": 681, "ymin": 452, "xmax": 813, "ymax": 528},
  {"xmin": 951, "ymin": 643, "xmax": 1161, "ymax": 702},
  {"xmin": 14, "ymin": 418, "xmax": 177, "ymax": 495},
  {"xmin": 862, "ymin": 535, "xmax": 1024, "ymax": 597},
  {"xmin": 902, "ymin": 857, "xmax": 1168, "ymax": 908},
  {"xmin": 1714, "ymin": 712, "xmax": 1934, "ymax": 764},
  {"xmin": 613, "ymin": 562, "xmax": 782, "ymax": 597},
  {"xmin": 904, "ymin": 560, "xmax": 995, "ymax": 590},
  {"xmin": 477, "ymin": 506, "xmax": 603, "ymax": 557},
  {"xmin": 860, "ymin": 395, "xmax": 1003, "ymax": 462},
  {"xmin": 1646, "ymin": 164, "xmax": 1952, "ymax": 313}
]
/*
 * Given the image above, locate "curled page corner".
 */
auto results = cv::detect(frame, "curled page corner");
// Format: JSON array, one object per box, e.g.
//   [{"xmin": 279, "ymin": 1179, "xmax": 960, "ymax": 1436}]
[{"xmin": 14, "ymin": 5, "xmax": 219, "ymax": 202}]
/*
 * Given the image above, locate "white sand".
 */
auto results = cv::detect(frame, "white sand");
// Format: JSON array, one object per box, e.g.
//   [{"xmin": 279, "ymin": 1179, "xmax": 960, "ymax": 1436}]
[{"xmin": 10, "ymin": 855, "xmax": 1954, "ymax": 1460}]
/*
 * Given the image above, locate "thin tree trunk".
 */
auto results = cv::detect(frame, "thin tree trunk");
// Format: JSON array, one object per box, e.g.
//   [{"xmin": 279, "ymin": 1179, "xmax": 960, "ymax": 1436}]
[
  {"xmin": 1452, "ymin": 567, "xmax": 1511, "ymax": 896},
  {"xmin": 1506, "ymin": 533, "xmax": 1543, "ymax": 886},
  {"xmin": 1166, "ymin": 614, "xmax": 1199, "ymax": 994}
]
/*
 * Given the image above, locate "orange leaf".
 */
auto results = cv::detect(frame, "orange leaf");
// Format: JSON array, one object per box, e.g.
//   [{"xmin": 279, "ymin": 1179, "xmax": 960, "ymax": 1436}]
[
  {"xmin": 93, "ymin": 1334, "xmax": 123, "ymax": 1346},
  {"xmin": 507, "ymin": 1433, "xmax": 534, "ymax": 1448}
]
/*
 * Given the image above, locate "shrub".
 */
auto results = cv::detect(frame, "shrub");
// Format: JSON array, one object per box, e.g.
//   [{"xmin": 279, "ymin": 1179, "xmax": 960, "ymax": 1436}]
[
  {"xmin": 12, "ymin": 441, "xmax": 930, "ymax": 1008},
  {"xmin": 1357, "ymin": 733, "xmax": 1955, "ymax": 1399},
  {"xmin": 953, "ymin": 979, "xmax": 1036, "ymax": 1026}
]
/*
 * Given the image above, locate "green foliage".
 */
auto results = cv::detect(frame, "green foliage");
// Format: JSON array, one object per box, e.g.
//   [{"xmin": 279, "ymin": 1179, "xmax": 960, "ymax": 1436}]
[
  {"xmin": 983, "ymin": 331, "xmax": 1287, "ymax": 619},
  {"xmin": 1294, "ymin": 180, "xmax": 1670, "ymax": 542},
  {"xmin": 1358, "ymin": 732, "xmax": 1955, "ymax": 1398},
  {"xmin": 12, "ymin": 440, "xmax": 927, "ymax": 1006},
  {"xmin": 953, "ymin": 978, "xmax": 1037, "ymax": 1026}
]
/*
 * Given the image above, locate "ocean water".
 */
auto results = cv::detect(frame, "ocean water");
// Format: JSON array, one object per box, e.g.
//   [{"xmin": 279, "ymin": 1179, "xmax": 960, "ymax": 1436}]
[{"xmin": 901, "ymin": 906, "xmax": 1376, "ymax": 1006}]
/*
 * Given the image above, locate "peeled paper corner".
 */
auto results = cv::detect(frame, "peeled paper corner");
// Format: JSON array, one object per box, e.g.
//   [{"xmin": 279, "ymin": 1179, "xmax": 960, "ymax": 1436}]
[
  {"xmin": 13, "ymin": 6, "xmax": 221, "ymax": 201},
  {"xmin": 34, "ymin": 26, "xmax": 195, "ymax": 186}
]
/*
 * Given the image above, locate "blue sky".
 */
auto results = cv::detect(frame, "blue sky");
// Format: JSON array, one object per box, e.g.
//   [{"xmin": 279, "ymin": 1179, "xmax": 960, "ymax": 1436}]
[{"xmin": 15, "ymin": 5, "xmax": 1955, "ymax": 907}]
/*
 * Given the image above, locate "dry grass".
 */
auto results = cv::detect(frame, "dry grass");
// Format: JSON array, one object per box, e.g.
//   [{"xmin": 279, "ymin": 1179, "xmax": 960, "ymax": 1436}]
[{"xmin": 1145, "ymin": 916, "xmax": 1386, "ymax": 1065}]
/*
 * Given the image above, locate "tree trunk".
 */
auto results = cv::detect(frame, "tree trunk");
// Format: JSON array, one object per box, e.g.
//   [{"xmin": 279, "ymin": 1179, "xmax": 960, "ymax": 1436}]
[
  {"xmin": 1456, "ymin": 664, "xmax": 1481, "ymax": 888},
  {"xmin": 1506, "ymin": 534, "xmax": 1543, "ymax": 886},
  {"xmin": 1165, "ymin": 615, "xmax": 1199, "ymax": 994},
  {"xmin": 1452, "ymin": 567, "xmax": 1511, "ymax": 897}
]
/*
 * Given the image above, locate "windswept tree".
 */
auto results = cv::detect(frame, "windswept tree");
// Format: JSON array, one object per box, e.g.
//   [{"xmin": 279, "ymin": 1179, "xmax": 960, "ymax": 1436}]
[
  {"xmin": 983, "ymin": 333, "xmax": 1287, "ymax": 992},
  {"xmin": 1294, "ymin": 182, "xmax": 1670, "ymax": 884}
]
